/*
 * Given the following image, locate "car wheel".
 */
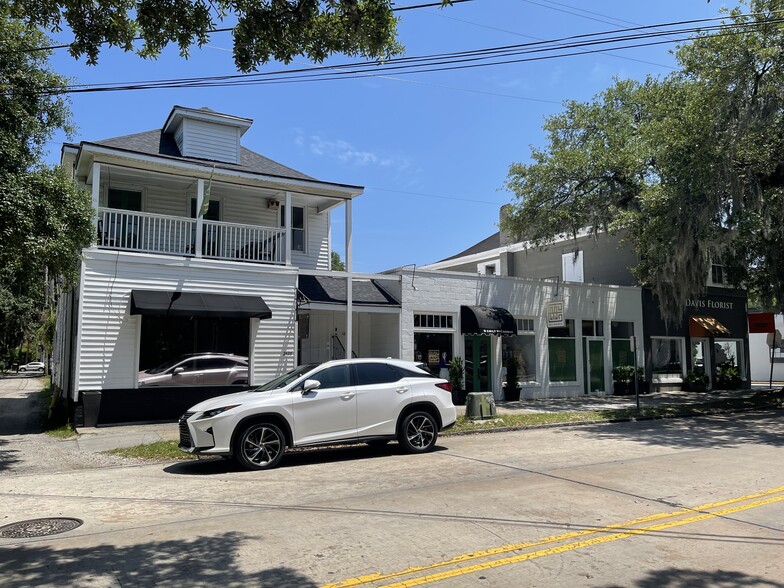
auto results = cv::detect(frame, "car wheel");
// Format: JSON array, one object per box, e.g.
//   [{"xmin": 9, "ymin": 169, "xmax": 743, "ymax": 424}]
[
  {"xmin": 19, "ymin": 367, "xmax": 26, "ymax": 372},
  {"xmin": 234, "ymin": 422, "xmax": 286, "ymax": 470},
  {"xmin": 398, "ymin": 411, "xmax": 438, "ymax": 453},
  {"xmin": 37, "ymin": 367, "xmax": 44, "ymax": 373}
]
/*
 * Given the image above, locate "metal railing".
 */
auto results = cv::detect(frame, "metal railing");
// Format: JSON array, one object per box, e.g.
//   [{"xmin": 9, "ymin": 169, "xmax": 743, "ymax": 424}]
[{"xmin": 96, "ymin": 208, "xmax": 286, "ymax": 264}]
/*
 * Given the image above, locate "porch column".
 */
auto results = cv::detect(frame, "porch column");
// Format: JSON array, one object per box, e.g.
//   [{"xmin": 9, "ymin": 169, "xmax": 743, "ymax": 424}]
[
  {"xmin": 285, "ymin": 191, "xmax": 292, "ymax": 266},
  {"xmin": 91, "ymin": 162, "xmax": 101, "ymax": 234},
  {"xmin": 195, "ymin": 179, "xmax": 204, "ymax": 258},
  {"xmin": 345, "ymin": 199, "xmax": 353, "ymax": 358}
]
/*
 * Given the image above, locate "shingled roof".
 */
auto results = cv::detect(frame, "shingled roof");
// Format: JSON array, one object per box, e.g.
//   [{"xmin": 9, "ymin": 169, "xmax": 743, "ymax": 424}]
[
  {"xmin": 89, "ymin": 129, "xmax": 316, "ymax": 182},
  {"xmin": 436, "ymin": 231, "xmax": 501, "ymax": 264}
]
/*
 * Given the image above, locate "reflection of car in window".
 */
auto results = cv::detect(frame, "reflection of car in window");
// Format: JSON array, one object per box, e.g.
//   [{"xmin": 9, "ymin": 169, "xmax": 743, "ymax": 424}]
[{"xmin": 138, "ymin": 353, "xmax": 248, "ymax": 387}]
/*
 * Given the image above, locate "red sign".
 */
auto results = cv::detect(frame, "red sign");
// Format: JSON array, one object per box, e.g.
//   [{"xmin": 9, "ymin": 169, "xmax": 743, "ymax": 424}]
[{"xmin": 748, "ymin": 312, "xmax": 775, "ymax": 333}]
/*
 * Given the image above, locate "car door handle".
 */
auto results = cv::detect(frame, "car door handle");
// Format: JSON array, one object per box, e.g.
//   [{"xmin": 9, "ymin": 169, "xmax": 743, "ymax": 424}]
[
  {"xmin": 340, "ymin": 393, "xmax": 355, "ymax": 400},
  {"xmin": 396, "ymin": 387, "xmax": 409, "ymax": 394}
]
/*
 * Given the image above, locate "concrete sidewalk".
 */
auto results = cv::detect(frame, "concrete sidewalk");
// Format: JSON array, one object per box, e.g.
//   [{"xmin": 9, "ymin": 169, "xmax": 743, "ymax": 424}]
[{"xmin": 69, "ymin": 387, "xmax": 767, "ymax": 454}]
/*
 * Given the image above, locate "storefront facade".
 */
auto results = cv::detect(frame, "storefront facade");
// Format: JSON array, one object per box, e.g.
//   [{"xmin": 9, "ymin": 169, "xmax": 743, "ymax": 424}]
[
  {"xmin": 398, "ymin": 269, "xmax": 644, "ymax": 400},
  {"xmin": 641, "ymin": 287, "xmax": 750, "ymax": 390}
]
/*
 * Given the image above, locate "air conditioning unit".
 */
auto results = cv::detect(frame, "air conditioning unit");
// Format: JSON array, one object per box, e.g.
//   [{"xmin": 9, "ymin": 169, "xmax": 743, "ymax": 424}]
[{"xmin": 267, "ymin": 199, "xmax": 280, "ymax": 210}]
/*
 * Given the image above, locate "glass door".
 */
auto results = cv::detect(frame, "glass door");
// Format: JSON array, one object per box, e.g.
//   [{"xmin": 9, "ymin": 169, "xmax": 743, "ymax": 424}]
[
  {"xmin": 464, "ymin": 335, "xmax": 492, "ymax": 392},
  {"xmin": 691, "ymin": 338, "xmax": 710, "ymax": 384},
  {"xmin": 585, "ymin": 338, "xmax": 605, "ymax": 394}
]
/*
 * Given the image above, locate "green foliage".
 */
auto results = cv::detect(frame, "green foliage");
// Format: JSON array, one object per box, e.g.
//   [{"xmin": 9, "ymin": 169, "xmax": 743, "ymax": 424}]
[
  {"xmin": 612, "ymin": 365, "xmax": 635, "ymax": 384},
  {"xmin": 331, "ymin": 251, "xmax": 346, "ymax": 271},
  {"xmin": 684, "ymin": 370, "xmax": 710, "ymax": 391},
  {"xmin": 715, "ymin": 363, "xmax": 742, "ymax": 390},
  {"xmin": 8, "ymin": 0, "xmax": 403, "ymax": 72},
  {"xmin": 502, "ymin": 0, "xmax": 784, "ymax": 320},
  {"xmin": 0, "ymin": 17, "xmax": 93, "ymax": 362},
  {"xmin": 448, "ymin": 356, "xmax": 464, "ymax": 390}
]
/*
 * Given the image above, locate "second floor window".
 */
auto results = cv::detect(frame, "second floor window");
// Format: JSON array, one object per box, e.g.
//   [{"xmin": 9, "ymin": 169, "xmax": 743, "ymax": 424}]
[
  {"xmin": 282, "ymin": 205, "xmax": 305, "ymax": 252},
  {"xmin": 711, "ymin": 264, "xmax": 726, "ymax": 285}
]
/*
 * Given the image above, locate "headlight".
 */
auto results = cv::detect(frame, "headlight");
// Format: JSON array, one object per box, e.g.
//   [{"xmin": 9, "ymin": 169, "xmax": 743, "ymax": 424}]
[{"xmin": 198, "ymin": 405, "xmax": 240, "ymax": 419}]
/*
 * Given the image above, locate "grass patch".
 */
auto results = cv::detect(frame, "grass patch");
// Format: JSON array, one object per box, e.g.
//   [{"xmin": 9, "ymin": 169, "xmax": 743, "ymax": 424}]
[
  {"xmin": 38, "ymin": 383, "xmax": 78, "ymax": 438},
  {"xmin": 108, "ymin": 440, "xmax": 197, "ymax": 461},
  {"xmin": 448, "ymin": 388, "xmax": 783, "ymax": 434}
]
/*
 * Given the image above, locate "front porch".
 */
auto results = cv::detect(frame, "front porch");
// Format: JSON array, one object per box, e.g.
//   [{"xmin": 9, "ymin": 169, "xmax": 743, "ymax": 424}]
[{"xmin": 97, "ymin": 207, "xmax": 286, "ymax": 264}]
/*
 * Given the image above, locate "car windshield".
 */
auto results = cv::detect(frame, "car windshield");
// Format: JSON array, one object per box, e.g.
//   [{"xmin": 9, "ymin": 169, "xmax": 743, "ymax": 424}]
[{"xmin": 252, "ymin": 364, "xmax": 317, "ymax": 392}]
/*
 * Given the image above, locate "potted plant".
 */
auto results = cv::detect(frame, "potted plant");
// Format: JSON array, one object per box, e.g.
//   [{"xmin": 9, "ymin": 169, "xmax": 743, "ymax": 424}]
[
  {"xmin": 612, "ymin": 365, "xmax": 634, "ymax": 395},
  {"xmin": 715, "ymin": 361, "xmax": 742, "ymax": 390},
  {"xmin": 448, "ymin": 357, "xmax": 467, "ymax": 406},
  {"xmin": 504, "ymin": 357, "xmax": 521, "ymax": 402},
  {"xmin": 684, "ymin": 370, "xmax": 709, "ymax": 392}
]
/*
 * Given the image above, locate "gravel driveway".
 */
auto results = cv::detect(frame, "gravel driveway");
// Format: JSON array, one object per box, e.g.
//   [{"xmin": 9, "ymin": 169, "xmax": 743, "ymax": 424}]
[{"xmin": 0, "ymin": 375, "xmax": 138, "ymax": 475}]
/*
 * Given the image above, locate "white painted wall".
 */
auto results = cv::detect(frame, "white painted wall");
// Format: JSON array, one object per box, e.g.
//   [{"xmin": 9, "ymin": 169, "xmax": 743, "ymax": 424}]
[
  {"xmin": 749, "ymin": 314, "xmax": 784, "ymax": 383},
  {"xmin": 298, "ymin": 308, "xmax": 400, "ymax": 363},
  {"xmin": 399, "ymin": 270, "xmax": 643, "ymax": 399},
  {"xmin": 75, "ymin": 250, "xmax": 298, "ymax": 395}
]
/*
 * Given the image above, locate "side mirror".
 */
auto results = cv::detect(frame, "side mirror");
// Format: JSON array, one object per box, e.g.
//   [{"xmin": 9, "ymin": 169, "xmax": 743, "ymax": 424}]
[
  {"xmin": 302, "ymin": 379, "xmax": 321, "ymax": 393},
  {"xmin": 173, "ymin": 367, "xmax": 185, "ymax": 376}
]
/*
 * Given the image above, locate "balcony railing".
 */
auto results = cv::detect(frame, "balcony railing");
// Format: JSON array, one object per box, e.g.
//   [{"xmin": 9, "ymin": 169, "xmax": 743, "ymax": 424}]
[{"xmin": 96, "ymin": 208, "xmax": 286, "ymax": 264}]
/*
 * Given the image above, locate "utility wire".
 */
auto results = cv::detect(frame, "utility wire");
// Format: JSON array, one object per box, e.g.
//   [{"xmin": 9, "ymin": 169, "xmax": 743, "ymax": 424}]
[{"xmin": 30, "ymin": 16, "xmax": 780, "ymax": 96}]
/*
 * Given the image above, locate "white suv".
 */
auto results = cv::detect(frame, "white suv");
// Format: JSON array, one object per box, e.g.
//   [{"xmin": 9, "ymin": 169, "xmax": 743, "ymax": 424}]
[{"xmin": 179, "ymin": 358, "xmax": 457, "ymax": 470}]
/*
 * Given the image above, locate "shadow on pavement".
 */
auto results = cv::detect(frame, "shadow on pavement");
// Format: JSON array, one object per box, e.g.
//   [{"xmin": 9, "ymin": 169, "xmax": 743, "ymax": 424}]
[
  {"xmin": 579, "ymin": 410, "xmax": 784, "ymax": 450},
  {"xmin": 0, "ymin": 439, "xmax": 22, "ymax": 472},
  {"xmin": 164, "ymin": 443, "xmax": 447, "ymax": 475},
  {"xmin": 599, "ymin": 566, "xmax": 784, "ymax": 587},
  {"xmin": 0, "ymin": 531, "xmax": 318, "ymax": 588}
]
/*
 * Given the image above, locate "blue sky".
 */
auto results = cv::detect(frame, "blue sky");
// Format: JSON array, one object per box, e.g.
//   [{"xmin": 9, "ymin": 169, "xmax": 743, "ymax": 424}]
[{"xmin": 43, "ymin": 0, "xmax": 726, "ymax": 273}]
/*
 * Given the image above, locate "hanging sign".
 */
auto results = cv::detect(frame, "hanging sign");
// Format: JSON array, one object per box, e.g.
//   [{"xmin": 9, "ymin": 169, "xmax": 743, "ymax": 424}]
[
  {"xmin": 546, "ymin": 301, "xmax": 565, "ymax": 328},
  {"xmin": 749, "ymin": 312, "xmax": 775, "ymax": 334}
]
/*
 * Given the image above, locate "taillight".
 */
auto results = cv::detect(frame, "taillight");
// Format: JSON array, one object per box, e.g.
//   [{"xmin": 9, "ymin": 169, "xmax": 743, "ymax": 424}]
[{"xmin": 436, "ymin": 382, "xmax": 452, "ymax": 392}]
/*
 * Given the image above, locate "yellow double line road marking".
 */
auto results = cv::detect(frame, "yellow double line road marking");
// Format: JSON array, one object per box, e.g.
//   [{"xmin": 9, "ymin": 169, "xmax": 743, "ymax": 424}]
[{"xmin": 323, "ymin": 486, "xmax": 784, "ymax": 588}]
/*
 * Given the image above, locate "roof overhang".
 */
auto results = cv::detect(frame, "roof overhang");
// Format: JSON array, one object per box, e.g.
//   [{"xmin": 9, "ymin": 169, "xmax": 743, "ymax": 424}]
[
  {"xmin": 297, "ymin": 275, "xmax": 401, "ymax": 308},
  {"xmin": 73, "ymin": 143, "xmax": 364, "ymax": 200}
]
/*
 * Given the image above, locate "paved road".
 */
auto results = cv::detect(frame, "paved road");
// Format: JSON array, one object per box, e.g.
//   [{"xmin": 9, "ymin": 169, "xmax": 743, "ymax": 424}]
[{"xmin": 1, "ymin": 377, "xmax": 783, "ymax": 587}]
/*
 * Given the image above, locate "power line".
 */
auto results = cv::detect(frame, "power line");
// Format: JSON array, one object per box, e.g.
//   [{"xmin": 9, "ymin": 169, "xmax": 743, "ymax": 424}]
[{"xmin": 31, "ymin": 16, "xmax": 780, "ymax": 96}]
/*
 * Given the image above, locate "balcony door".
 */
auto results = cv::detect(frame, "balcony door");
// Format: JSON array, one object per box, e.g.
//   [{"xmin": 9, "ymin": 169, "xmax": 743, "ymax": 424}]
[{"xmin": 106, "ymin": 189, "xmax": 142, "ymax": 248}]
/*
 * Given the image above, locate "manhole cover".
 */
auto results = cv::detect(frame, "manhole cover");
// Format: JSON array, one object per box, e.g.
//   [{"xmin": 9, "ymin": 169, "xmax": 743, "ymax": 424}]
[{"xmin": 0, "ymin": 517, "xmax": 83, "ymax": 538}]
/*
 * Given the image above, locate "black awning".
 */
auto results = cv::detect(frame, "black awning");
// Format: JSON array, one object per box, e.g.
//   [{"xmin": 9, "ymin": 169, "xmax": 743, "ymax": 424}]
[
  {"xmin": 130, "ymin": 290, "xmax": 272, "ymax": 319},
  {"xmin": 460, "ymin": 305, "xmax": 517, "ymax": 336}
]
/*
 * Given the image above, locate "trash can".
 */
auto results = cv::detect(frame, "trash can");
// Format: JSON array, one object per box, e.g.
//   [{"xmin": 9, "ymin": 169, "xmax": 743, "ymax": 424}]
[
  {"xmin": 465, "ymin": 392, "xmax": 496, "ymax": 419},
  {"xmin": 82, "ymin": 390, "xmax": 102, "ymax": 428}
]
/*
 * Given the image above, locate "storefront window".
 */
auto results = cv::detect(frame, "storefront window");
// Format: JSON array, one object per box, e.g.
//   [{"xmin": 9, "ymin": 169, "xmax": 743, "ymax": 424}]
[
  {"xmin": 548, "ymin": 319, "xmax": 576, "ymax": 382},
  {"xmin": 138, "ymin": 316, "xmax": 249, "ymax": 387},
  {"xmin": 715, "ymin": 339, "xmax": 745, "ymax": 379},
  {"xmin": 611, "ymin": 321, "xmax": 635, "ymax": 369},
  {"xmin": 651, "ymin": 337, "xmax": 684, "ymax": 382},
  {"xmin": 414, "ymin": 332, "xmax": 453, "ymax": 377},
  {"xmin": 503, "ymin": 318, "xmax": 537, "ymax": 383}
]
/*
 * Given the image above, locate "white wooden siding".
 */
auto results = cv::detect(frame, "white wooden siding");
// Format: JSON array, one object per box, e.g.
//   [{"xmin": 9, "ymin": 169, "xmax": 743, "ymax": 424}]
[
  {"xmin": 76, "ymin": 251, "xmax": 297, "ymax": 391},
  {"xmin": 182, "ymin": 119, "xmax": 240, "ymax": 164},
  {"xmin": 289, "ymin": 205, "xmax": 329, "ymax": 270}
]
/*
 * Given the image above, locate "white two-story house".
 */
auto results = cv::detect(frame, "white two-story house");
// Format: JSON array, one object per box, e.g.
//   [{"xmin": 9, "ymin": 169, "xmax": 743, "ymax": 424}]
[{"xmin": 53, "ymin": 106, "xmax": 401, "ymax": 426}]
